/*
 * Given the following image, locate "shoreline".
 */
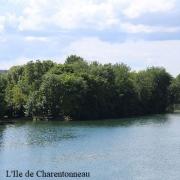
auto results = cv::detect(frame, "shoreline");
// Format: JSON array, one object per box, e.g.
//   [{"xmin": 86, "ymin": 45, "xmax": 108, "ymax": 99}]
[{"xmin": 1, "ymin": 111, "xmax": 179, "ymax": 125}]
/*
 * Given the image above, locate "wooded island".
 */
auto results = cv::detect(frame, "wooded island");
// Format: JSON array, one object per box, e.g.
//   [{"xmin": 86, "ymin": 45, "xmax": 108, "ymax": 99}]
[{"xmin": 0, "ymin": 55, "xmax": 180, "ymax": 121}]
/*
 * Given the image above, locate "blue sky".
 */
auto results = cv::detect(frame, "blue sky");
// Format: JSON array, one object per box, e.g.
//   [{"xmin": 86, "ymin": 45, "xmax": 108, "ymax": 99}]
[{"xmin": 0, "ymin": 0, "xmax": 180, "ymax": 75}]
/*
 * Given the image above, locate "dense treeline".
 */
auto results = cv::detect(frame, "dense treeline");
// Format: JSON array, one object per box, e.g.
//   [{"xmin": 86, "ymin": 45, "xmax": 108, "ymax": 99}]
[{"xmin": 0, "ymin": 55, "xmax": 180, "ymax": 120}]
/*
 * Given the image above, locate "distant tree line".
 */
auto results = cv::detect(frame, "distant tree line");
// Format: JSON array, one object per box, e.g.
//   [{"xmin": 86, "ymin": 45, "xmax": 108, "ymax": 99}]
[{"xmin": 0, "ymin": 55, "xmax": 180, "ymax": 120}]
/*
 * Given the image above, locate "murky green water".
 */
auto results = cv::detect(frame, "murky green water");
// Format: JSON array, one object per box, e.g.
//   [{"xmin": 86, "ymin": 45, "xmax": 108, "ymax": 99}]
[{"xmin": 0, "ymin": 113, "xmax": 180, "ymax": 180}]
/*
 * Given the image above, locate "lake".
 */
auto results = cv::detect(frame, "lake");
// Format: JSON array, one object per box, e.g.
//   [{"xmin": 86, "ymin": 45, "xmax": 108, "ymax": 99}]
[{"xmin": 0, "ymin": 113, "xmax": 180, "ymax": 180}]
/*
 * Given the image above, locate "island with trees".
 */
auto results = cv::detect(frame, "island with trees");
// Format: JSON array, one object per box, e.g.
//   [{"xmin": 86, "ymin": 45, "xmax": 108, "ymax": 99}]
[{"xmin": 0, "ymin": 55, "xmax": 180, "ymax": 121}]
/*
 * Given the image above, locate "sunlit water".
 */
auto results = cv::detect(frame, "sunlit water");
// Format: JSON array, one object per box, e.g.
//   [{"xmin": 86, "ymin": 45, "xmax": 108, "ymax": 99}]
[{"xmin": 0, "ymin": 113, "xmax": 180, "ymax": 180}]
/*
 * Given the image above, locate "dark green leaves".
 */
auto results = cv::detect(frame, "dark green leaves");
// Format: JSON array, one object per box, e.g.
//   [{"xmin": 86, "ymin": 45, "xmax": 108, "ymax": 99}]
[{"xmin": 0, "ymin": 57, "xmax": 178, "ymax": 120}]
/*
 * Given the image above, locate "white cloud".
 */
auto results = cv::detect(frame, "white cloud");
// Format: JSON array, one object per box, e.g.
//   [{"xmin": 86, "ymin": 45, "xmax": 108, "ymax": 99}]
[
  {"xmin": 0, "ymin": 57, "xmax": 30, "ymax": 70},
  {"xmin": 6, "ymin": 13, "xmax": 20, "ymax": 28},
  {"xmin": 121, "ymin": 23, "xmax": 180, "ymax": 33},
  {"xmin": 18, "ymin": 0, "xmax": 120, "ymax": 31},
  {"xmin": 15, "ymin": 0, "xmax": 177, "ymax": 31},
  {"xmin": 18, "ymin": 0, "xmax": 50, "ymax": 31},
  {"xmin": 24, "ymin": 36, "xmax": 48, "ymax": 42},
  {"xmin": 0, "ymin": 16, "xmax": 5, "ymax": 32},
  {"xmin": 123, "ymin": 0, "xmax": 175, "ymax": 19},
  {"xmin": 52, "ymin": 0, "xmax": 119, "ymax": 30},
  {"xmin": 0, "ymin": 0, "xmax": 179, "ymax": 75},
  {"xmin": 64, "ymin": 37, "xmax": 180, "ymax": 76},
  {"xmin": 1, "ymin": 37, "xmax": 180, "ymax": 76},
  {"xmin": 0, "ymin": 36, "xmax": 7, "ymax": 43}
]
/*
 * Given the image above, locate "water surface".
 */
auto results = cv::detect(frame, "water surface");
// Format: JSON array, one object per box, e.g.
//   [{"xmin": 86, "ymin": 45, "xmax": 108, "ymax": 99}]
[{"xmin": 0, "ymin": 113, "xmax": 180, "ymax": 180}]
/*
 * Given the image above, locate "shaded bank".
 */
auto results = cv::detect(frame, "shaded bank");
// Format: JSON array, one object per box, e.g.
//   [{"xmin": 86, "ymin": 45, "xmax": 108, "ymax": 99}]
[{"xmin": 0, "ymin": 55, "xmax": 180, "ymax": 121}]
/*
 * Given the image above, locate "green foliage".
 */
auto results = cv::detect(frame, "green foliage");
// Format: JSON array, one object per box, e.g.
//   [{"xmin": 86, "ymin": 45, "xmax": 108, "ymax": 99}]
[
  {"xmin": 0, "ymin": 74, "xmax": 7, "ymax": 117},
  {"xmin": 0, "ymin": 56, "xmax": 178, "ymax": 120},
  {"xmin": 65, "ymin": 55, "xmax": 85, "ymax": 64},
  {"xmin": 170, "ymin": 74, "xmax": 180, "ymax": 104},
  {"xmin": 7, "ymin": 85, "xmax": 27, "ymax": 116},
  {"xmin": 134, "ymin": 67, "xmax": 172, "ymax": 114}
]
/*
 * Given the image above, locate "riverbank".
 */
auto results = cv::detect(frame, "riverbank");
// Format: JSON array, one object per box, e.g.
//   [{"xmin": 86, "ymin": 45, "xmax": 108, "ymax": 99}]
[
  {"xmin": 0, "ymin": 117, "xmax": 32, "ymax": 125},
  {"xmin": 0, "ymin": 110, "xmax": 178, "ymax": 125}
]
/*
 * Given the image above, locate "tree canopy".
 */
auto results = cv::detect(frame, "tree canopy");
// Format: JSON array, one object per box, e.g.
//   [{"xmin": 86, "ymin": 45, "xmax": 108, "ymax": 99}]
[{"xmin": 0, "ymin": 55, "xmax": 179, "ymax": 120}]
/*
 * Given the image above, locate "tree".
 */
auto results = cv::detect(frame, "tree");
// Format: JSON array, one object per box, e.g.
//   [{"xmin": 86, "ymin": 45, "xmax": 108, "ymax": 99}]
[
  {"xmin": 135, "ymin": 67, "xmax": 172, "ymax": 114},
  {"xmin": 113, "ymin": 64, "xmax": 139, "ymax": 116},
  {"xmin": 25, "ymin": 74, "xmax": 62, "ymax": 118},
  {"xmin": 65, "ymin": 55, "xmax": 85, "ymax": 64},
  {"xmin": 169, "ymin": 74, "xmax": 180, "ymax": 105},
  {"xmin": 5, "ymin": 85, "xmax": 27, "ymax": 117},
  {"xmin": 0, "ymin": 56, "xmax": 177, "ymax": 120},
  {"xmin": 0, "ymin": 74, "xmax": 7, "ymax": 118},
  {"xmin": 59, "ymin": 74, "xmax": 88, "ymax": 119}
]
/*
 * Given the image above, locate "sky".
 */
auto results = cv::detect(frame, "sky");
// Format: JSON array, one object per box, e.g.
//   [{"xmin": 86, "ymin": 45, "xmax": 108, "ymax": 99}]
[{"xmin": 0, "ymin": 0, "xmax": 180, "ymax": 76}]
